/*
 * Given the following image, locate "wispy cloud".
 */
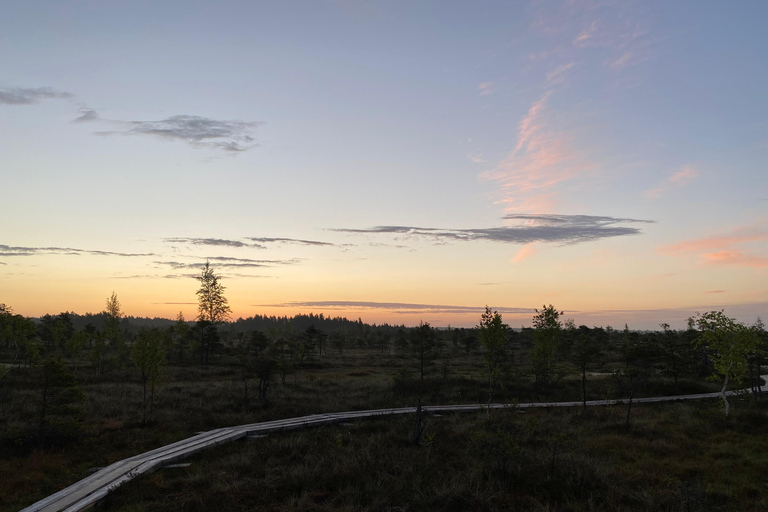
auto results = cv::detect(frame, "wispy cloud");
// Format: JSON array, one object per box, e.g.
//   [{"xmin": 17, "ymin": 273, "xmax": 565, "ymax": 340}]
[
  {"xmin": 658, "ymin": 225, "xmax": 768, "ymax": 268},
  {"xmin": 154, "ymin": 256, "xmax": 301, "ymax": 270},
  {"xmin": 546, "ymin": 62, "xmax": 575, "ymax": 84},
  {"xmin": 704, "ymin": 290, "xmax": 725, "ymax": 294},
  {"xmin": 164, "ymin": 237, "xmax": 257, "ymax": 248},
  {"xmin": 72, "ymin": 107, "xmax": 98, "ymax": 123},
  {"xmin": 478, "ymin": 81, "xmax": 495, "ymax": 96},
  {"xmin": 481, "ymin": 91, "xmax": 591, "ymax": 212},
  {"xmin": 111, "ymin": 274, "xmax": 189, "ymax": 280},
  {"xmin": 572, "ymin": 20, "xmax": 598, "ymax": 47},
  {"xmin": 511, "ymin": 242, "xmax": 537, "ymax": 262},
  {"xmin": 260, "ymin": 300, "xmax": 534, "ymax": 316},
  {"xmin": 701, "ymin": 251, "xmax": 768, "ymax": 268},
  {"xmin": 659, "ymin": 231, "xmax": 766, "ymax": 255},
  {"xmin": 606, "ymin": 52, "xmax": 632, "ymax": 70},
  {"xmin": 165, "ymin": 236, "xmax": 337, "ymax": 248},
  {"xmin": 564, "ymin": 4, "xmax": 655, "ymax": 70},
  {"xmin": 533, "ymin": 0, "xmax": 656, "ymax": 68},
  {"xmin": 207, "ymin": 256, "xmax": 300, "ymax": 264},
  {"xmin": 97, "ymin": 115, "xmax": 260, "ymax": 153},
  {"xmin": 467, "ymin": 153, "xmax": 488, "ymax": 163},
  {"xmin": 247, "ymin": 237, "xmax": 336, "ymax": 247},
  {"xmin": 1, "ymin": 86, "xmax": 259, "ymax": 154},
  {"xmin": 0, "ymin": 244, "xmax": 154, "ymax": 257},
  {"xmin": 336, "ymin": 214, "xmax": 653, "ymax": 246},
  {"xmin": 604, "ymin": 24, "xmax": 655, "ymax": 70},
  {"xmin": 0, "ymin": 86, "xmax": 73, "ymax": 105},
  {"xmin": 645, "ymin": 166, "xmax": 699, "ymax": 199}
]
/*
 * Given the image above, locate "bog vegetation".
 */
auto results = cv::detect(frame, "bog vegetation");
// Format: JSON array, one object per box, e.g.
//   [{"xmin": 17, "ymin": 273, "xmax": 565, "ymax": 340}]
[{"xmin": 1, "ymin": 265, "xmax": 767, "ymax": 511}]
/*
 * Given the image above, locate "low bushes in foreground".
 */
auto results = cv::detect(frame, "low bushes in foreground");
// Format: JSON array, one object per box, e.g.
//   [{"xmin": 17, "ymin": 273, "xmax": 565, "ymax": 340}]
[{"xmin": 100, "ymin": 398, "xmax": 768, "ymax": 512}]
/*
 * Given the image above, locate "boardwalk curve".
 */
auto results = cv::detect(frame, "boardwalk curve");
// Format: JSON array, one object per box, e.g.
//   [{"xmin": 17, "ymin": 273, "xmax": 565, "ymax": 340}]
[{"xmin": 21, "ymin": 385, "xmax": 763, "ymax": 512}]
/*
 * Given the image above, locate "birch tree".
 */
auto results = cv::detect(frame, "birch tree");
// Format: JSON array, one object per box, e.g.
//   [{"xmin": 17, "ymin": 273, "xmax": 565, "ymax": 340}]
[
  {"xmin": 531, "ymin": 304, "xmax": 563, "ymax": 387},
  {"xmin": 695, "ymin": 311, "xmax": 759, "ymax": 417},
  {"xmin": 477, "ymin": 306, "xmax": 508, "ymax": 410},
  {"xmin": 195, "ymin": 261, "xmax": 231, "ymax": 363}
]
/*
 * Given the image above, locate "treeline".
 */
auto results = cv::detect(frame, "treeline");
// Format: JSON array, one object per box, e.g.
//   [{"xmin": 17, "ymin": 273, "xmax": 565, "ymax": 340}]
[
  {"xmin": 25, "ymin": 311, "xmax": 390, "ymax": 339},
  {"xmin": 233, "ymin": 313, "xmax": 392, "ymax": 333},
  {"xmin": 2, "ymin": 299, "xmax": 767, "ymax": 427}
]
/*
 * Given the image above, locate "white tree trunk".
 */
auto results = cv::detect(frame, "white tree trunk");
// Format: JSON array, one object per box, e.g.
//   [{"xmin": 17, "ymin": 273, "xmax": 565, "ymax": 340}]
[{"xmin": 721, "ymin": 372, "xmax": 730, "ymax": 417}]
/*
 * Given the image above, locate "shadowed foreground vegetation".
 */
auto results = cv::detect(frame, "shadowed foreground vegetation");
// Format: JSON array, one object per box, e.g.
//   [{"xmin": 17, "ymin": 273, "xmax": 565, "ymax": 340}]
[
  {"xmin": 101, "ymin": 399, "xmax": 768, "ymax": 512},
  {"xmin": 1, "ymin": 299, "xmax": 767, "ymax": 511}
]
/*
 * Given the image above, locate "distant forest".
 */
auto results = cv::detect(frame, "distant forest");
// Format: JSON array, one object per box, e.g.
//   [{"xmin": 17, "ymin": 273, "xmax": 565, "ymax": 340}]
[{"xmin": 32, "ymin": 311, "xmax": 381, "ymax": 335}]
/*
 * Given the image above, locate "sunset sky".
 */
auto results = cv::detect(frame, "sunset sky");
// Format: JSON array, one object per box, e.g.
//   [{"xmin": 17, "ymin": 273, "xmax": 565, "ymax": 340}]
[{"xmin": 2, "ymin": 1, "xmax": 767, "ymax": 329}]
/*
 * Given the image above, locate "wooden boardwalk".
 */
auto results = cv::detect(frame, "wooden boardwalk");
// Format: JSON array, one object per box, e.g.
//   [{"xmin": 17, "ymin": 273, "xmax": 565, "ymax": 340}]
[{"xmin": 20, "ymin": 386, "xmax": 760, "ymax": 512}]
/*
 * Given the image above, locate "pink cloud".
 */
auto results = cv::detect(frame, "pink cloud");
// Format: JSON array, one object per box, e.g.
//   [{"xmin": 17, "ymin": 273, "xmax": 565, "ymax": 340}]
[
  {"xmin": 607, "ymin": 52, "xmax": 632, "ymax": 69},
  {"xmin": 701, "ymin": 251, "xmax": 768, "ymax": 268},
  {"xmin": 668, "ymin": 167, "xmax": 698, "ymax": 184},
  {"xmin": 512, "ymin": 242, "xmax": 537, "ymax": 263},
  {"xmin": 645, "ymin": 166, "xmax": 699, "ymax": 199},
  {"xmin": 658, "ymin": 225, "xmax": 768, "ymax": 268},
  {"xmin": 572, "ymin": 20, "xmax": 598, "ymax": 47},
  {"xmin": 478, "ymin": 82, "xmax": 495, "ymax": 96},
  {"xmin": 703, "ymin": 290, "xmax": 725, "ymax": 294},
  {"xmin": 659, "ymin": 233, "xmax": 765, "ymax": 256},
  {"xmin": 481, "ymin": 91, "xmax": 592, "ymax": 213},
  {"xmin": 514, "ymin": 91, "xmax": 551, "ymax": 153},
  {"xmin": 546, "ymin": 62, "xmax": 575, "ymax": 84}
]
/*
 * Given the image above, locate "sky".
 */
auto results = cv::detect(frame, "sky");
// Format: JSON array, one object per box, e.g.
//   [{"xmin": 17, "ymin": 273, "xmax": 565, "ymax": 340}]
[{"xmin": 1, "ymin": 0, "xmax": 767, "ymax": 329}]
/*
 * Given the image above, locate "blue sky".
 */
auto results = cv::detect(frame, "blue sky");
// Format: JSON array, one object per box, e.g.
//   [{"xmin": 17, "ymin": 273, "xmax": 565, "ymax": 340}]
[{"xmin": 2, "ymin": 0, "xmax": 767, "ymax": 329}]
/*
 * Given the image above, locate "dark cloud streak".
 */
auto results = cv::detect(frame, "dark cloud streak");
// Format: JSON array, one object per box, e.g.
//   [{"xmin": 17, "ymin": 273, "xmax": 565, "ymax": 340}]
[
  {"xmin": 97, "ymin": 115, "xmax": 260, "ymax": 153},
  {"xmin": 164, "ymin": 238, "xmax": 257, "ymax": 248},
  {"xmin": 0, "ymin": 86, "xmax": 73, "ymax": 105},
  {"xmin": 335, "ymin": 214, "xmax": 653, "ymax": 245},
  {"xmin": 247, "ymin": 237, "xmax": 336, "ymax": 247},
  {"xmin": 155, "ymin": 257, "xmax": 300, "ymax": 270},
  {"xmin": 73, "ymin": 108, "xmax": 98, "ymax": 122},
  {"xmin": 0, "ymin": 244, "xmax": 154, "ymax": 257},
  {"xmin": 261, "ymin": 301, "xmax": 534, "ymax": 316},
  {"xmin": 165, "ymin": 236, "xmax": 338, "ymax": 249}
]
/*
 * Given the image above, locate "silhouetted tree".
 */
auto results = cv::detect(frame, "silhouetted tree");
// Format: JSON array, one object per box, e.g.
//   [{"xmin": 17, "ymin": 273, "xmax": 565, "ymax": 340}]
[
  {"xmin": 478, "ymin": 306, "xmax": 509, "ymax": 410},
  {"xmin": 195, "ymin": 262, "xmax": 231, "ymax": 364},
  {"xmin": 659, "ymin": 323, "xmax": 690, "ymax": 387},
  {"xmin": 36, "ymin": 356, "xmax": 83, "ymax": 427},
  {"xmin": 131, "ymin": 327, "xmax": 168, "ymax": 424},
  {"xmin": 570, "ymin": 325, "xmax": 605, "ymax": 410},
  {"xmin": 531, "ymin": 305, "xmax": 563, "ymax": 387},
  {"xmin": 166, "ymin": 312, "xmax": 187, "ymax": 362},
  {"xmin": 249, "ymin": 330, "xmax": 270, "ymax": 359},
  {"xmin": 103, "ymin": 292, "xmax": 128, "ymax": 372},
  {"xmin": 330, "ymin": 330, "xmax": 346, "ymax": 355},
  {"xmin": 255, "ymin": 358, "xmax": 276, "ymax": 402},
  {"xmin": 0, "ymin": 306, "xmax": 37, "ymax": 374},
  {"xmin": 411, "ymin": 322, "xmax": 436, "ymax": 380}
]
